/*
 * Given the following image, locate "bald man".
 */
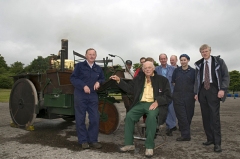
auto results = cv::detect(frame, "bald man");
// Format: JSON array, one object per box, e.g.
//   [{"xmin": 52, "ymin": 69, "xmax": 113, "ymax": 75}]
[
  {"xmin": 170, "ymin": 55, "xmax": 178, "ymax": 68},
  {"xmin": 110, "ymin": 61, "xmax": 172, "ymax": 157}
]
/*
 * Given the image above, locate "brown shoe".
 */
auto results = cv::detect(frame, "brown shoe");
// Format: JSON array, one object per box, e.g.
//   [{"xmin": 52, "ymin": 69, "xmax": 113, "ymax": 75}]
[
  {"xmin": 120, "ymin": 145, "xmax": 135, "ymax": 152},
  {"xmin": 82, "ymin": 143, "xmax": 90, "ymax": 149},
  {"xmin": 145, "ymin": 149, "xmax": 153, "ymax": 158},
  {"xmin": 89, "ymin": 142, "xmax": 102, "ymax": 149}
]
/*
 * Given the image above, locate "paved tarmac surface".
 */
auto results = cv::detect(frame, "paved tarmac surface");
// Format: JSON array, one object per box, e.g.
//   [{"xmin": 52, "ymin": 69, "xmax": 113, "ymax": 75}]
[{"xmin": 0, "ymin": 98, "xmax": 240, "ymax": 159}]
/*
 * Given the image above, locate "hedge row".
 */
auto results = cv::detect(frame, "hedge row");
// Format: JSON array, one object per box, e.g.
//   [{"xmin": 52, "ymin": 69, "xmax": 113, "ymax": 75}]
[{"xmin": 0, "ymin": 75, "xmax": 13, "ymax": 89}]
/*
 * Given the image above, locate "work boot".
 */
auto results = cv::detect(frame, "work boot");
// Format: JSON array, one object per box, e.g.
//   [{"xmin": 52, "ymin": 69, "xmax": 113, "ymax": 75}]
[
  {"xmin": 120, "ymin": 145, "xmax": 135, "ymax": 152},
  {"xmin": 89, "ymin": 142, "xmax": 102, "ymax": 149},
  {"xmin": 81, "ymin": 143, "xmax": 90, "ymax": 149},
  {"xmin": 171, "ymin": 126, "xmax": 177, "ymax": 131},
  {"xmin": 166, "ymin": 128, "xmax": 173, "ymax": 136},
  {"xmin": 176, "ymin": 137, "xmax": 191, "ymax": 141},
  {"xmin": 145, "ymin": 149, "xmax": 153, "ymax": 158}
]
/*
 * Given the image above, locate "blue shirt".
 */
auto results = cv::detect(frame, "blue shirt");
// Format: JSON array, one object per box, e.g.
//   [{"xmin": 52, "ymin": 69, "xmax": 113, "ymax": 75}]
[{"xmin": 155, "ymin": 64, "xmax": 175, "ymax": 93}]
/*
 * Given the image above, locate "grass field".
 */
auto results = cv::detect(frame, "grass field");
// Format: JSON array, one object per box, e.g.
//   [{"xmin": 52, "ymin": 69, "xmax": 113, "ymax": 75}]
[
  {"xmin": 0, "ymin": 89, "xmax": 11, "ymax": 103},
  {"xmin": 0, "ymin": 89, "xmax": 236, "ymax": 103},
  {"xmin": 0, "ymin": 89, "xmax": 121, "ymax": 103}
]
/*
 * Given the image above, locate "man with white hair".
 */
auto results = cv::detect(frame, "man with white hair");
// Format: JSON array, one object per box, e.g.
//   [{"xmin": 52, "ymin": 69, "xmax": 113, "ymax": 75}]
[{"xmin": 110, "ymin": 61, "xmax": 172, "ymax": 157}]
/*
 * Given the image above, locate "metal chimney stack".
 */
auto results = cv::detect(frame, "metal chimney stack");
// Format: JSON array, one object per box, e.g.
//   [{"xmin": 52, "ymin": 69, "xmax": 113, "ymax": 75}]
[
  {"xmin": 60, "ymin": 39, "xmax": 68, "ymax": 71},
  {"xmin": 61, "ymin": 39, "xmax": 68, "ymax": 59}
]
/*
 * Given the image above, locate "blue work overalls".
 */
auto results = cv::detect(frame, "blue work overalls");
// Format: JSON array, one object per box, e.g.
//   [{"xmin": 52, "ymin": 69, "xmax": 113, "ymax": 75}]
[
  {"xmin": 70, "ymin": 60, "xmax": 105, "ymax": 144},
  {"xmin": 172, "ymin": 66, "xmax": 195, "ymax": 138}
]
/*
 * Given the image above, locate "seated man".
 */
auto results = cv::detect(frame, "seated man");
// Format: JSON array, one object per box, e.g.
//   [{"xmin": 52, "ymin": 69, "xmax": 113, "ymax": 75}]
[{"xmin": 110, "ymin": 61, "xmax": 171, "ymax": 157}]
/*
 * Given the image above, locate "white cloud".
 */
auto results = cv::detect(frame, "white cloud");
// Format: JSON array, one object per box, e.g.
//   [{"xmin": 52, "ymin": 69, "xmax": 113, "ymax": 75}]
[{"xmin": 0, "ymin": 0, "xmax": 239, "ymax": 71}]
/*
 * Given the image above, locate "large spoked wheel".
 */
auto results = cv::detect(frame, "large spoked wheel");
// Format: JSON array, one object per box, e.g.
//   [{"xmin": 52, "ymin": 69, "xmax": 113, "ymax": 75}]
[
  {"xmin": 9, "ymin": 78, "xmax": 38, "ymax": 127},
  {"xmin": 98, "ymin": 100, "xmax": 120, "ymax": 134}
]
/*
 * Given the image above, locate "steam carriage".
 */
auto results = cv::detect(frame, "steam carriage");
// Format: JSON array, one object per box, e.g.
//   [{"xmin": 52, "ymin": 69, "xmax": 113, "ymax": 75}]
[{"xmin": 9, "ymin": 39, "xmax": 132, "ymax": 134}]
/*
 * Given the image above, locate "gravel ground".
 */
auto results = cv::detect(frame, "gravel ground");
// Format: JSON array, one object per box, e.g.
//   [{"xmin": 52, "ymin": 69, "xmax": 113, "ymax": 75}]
[{"xmin": 0, "ymin": 98, "xmax": 240, "ymax": 159}]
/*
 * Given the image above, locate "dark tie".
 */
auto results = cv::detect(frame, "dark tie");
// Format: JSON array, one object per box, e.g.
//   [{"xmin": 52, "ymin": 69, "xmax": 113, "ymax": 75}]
[{"xmin": 204, "ymin": 61, "xmax": 210, "ymax": 90}]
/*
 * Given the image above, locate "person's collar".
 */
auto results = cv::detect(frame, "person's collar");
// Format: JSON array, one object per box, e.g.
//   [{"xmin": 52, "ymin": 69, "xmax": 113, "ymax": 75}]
[
  {"xmin": 160, "ymin": 64, "xmax": 169, "ymax": 68},
  {"xmin": 204, "ymin": 56, "xmax": 212, "ymax": 63},
  {"xmin": 160, "ymin": 65, "xmax": 166, "ymax": 68},
  {"xmin": 86, "ymin": 60, "xmax": 94, "ymax": 68}
]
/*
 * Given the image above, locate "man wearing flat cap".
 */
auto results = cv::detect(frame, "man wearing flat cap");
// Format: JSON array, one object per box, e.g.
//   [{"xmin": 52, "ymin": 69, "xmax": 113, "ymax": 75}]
[
  {"xmin": 122, "ymin": 60, "xmax": 134, "ymax": 112},
  {"xmin": 124, "ymin": 60, "xmax": 134, "ymax": 79}
]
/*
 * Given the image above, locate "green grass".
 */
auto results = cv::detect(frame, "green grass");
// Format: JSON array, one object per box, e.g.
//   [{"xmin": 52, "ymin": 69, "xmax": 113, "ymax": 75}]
[
  {"xmin": 0, "ymin": 89, "xmax": 11, "ymax": 103},
  {"xmin": 0, "ymin": 90, "xmax": 122, "ymax": 103}
]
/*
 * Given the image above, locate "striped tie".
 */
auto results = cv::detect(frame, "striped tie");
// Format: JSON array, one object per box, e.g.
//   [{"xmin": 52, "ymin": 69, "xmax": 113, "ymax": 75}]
[{"xmin": 204, "ymin": 61, "xmax": 210, "ymax": 90}]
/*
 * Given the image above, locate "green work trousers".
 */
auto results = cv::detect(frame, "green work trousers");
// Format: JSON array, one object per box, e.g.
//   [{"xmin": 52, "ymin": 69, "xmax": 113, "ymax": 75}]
[{"xmin": 124, "ymin": 102, "xmax": 159, "ymax": 149}]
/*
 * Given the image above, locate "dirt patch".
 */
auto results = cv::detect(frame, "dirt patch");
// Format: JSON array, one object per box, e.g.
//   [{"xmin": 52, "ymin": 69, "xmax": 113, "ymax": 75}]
[{"xmin": 1, "ymin": 98, "xmax": 240, "ymax": 158}]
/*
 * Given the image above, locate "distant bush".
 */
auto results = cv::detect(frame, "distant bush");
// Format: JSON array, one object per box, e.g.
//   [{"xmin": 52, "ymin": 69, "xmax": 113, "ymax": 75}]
[{"xmin": 0, "ymin": 75, "xmax": 13, "ymax": 89}]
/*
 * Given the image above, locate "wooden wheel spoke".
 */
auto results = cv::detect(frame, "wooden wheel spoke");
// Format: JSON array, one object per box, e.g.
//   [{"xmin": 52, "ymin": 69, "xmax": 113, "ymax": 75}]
[{"xmin": 98, "ymin": 100, "xmax": 120, "ymax": 134}]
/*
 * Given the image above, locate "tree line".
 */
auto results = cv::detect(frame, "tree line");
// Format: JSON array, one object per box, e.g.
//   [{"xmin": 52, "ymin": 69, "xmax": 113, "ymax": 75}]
[
  {"xmin": 0, "ymin": 54, "xmax": 240, "ymax": 93},
  {"xmin": 0, "ymin": 54, "xmax": 49, "ymax": 88}
]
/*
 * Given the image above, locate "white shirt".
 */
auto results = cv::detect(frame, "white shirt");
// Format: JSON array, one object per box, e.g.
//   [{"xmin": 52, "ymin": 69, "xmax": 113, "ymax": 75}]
[
  {"xmin": 203, "ymin": 56, "xmax": 213, "ymax": 83},
  {"xmin": 124, "ymin": 71, "xmax": 134, "ymax": 79},
  {"xmin": 86, "ymin": 60, "xmax": 93, "ymax": 68}
]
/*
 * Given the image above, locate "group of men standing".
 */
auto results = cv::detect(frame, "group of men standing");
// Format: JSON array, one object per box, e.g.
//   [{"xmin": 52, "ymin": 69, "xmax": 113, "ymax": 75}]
[{"xmin": 70, "ymin": 44, "xmax": 230, "ymax": 158}]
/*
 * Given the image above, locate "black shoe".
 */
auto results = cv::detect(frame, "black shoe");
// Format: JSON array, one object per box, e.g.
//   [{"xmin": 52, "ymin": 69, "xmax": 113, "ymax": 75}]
[
  {"xmin": 166, "ymin": 129, "xmax": 173, "ymax": 136},
  {"xmin": 81, "ymin": 143, "xmax": 90, "ymax": 149},
  {"xmin": 89, "ymin": 142, "xmax": 102, "ymax": 149},
  {"xmin": 202, "ymin": 141, "xmax": 214, "ymax": 146},
  {"xmin": 176, "ymin": 137, "xmax": 191, "ymax": 141},
  {"xmin": 171, "ymin": 126, "xmax": 177, "ymax": 131},
  {"xmin": 214, "ymin": 145, "xmax": 222, "ymax": 153}
]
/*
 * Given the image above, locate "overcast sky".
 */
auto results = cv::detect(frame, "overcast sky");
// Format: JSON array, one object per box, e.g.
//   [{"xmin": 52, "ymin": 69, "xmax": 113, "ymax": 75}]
[{"xmin": 0, "ymin": 0, "xmax": 239, "ymax": 71}]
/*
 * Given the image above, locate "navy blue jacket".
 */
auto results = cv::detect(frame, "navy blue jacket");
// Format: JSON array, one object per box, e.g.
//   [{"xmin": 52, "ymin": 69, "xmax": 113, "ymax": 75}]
[
  {"xmin": 70, "ymin": 60, "xmax": 105, "ymax": 96},
  {"xmin": 172, "ymin": 66, "xmax": 195, "ymax": 93}
]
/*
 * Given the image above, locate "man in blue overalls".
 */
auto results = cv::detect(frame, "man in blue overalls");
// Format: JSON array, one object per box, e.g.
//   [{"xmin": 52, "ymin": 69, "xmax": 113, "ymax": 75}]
[
  {"xmin": 70, "ymin": 48, "xmax": 105, "ymax": 149},
  {"xmin": 155, "ymin": 53, "xmax": 177, "ymax": 136}
]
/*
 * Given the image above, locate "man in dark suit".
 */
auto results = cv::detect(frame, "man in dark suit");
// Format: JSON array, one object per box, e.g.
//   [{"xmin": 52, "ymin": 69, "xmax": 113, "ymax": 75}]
[{"xmin": 194, "ymin": 44, "xmax": 230, "ymax": 153}]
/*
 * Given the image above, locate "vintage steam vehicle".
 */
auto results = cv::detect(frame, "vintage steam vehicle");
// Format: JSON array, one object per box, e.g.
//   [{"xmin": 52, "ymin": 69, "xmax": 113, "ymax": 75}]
[{"xmin": 9, "ymin": 39, "xmax": 131, "ymax": 134}]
